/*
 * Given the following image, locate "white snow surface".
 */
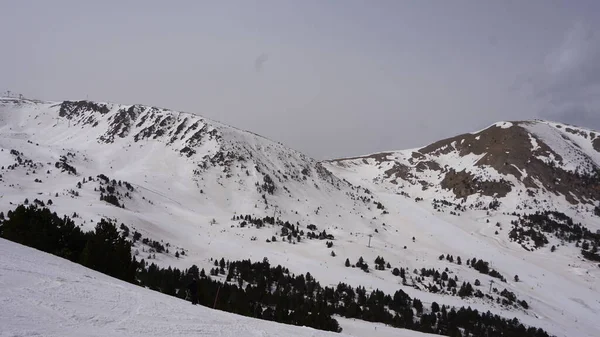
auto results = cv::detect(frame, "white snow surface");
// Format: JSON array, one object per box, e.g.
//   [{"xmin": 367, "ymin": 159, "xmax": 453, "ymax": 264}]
[
  {"xmin": 496, "ymin": 121, "xmax": 513, "ymax": 129},
  {"xmin": 0, "ymin": 99, "xmax": 600, "ymax": 337},
  {"xmin": 522, "ymin": 121, "xmax": 596, "ymax": 173},
  {"xmin": 0, "ymin": 238, "xmax": 432, "ymax": 337}
]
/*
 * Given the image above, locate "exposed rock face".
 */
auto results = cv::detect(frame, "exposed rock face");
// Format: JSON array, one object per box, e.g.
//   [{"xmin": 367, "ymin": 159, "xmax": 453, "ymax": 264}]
[
  {"xmin": 440, "ymin": 169, "xmax": 512, "ymax": 199},
  {"xmin": 593, "ymin": 138, "xmax": 600, "ymax": 153},
  {"xmin": 59, "ymin": 100, "xmax": 110, "ymax": 118},
  {"xmin": 58, "ymin": 100, "xmax": 110, "ymax": 127}
]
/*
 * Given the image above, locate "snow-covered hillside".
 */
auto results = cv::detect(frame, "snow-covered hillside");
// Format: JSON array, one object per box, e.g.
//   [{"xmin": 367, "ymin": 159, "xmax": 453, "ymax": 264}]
[
  {"xmin": 325, "ymin": 120, "xmax": 600, "ymax": 227},
  {"xmin": 0, "ymin": 238, "xmax": 432, "ymax": 337},
  {"xmin": 1, "ymin": 97, "xmax": 600, "ymax": 337}
]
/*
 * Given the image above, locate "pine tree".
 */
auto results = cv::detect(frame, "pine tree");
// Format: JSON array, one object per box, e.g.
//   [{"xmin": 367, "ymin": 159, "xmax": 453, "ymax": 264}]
[
  {"xmin": 345, "ymin": 258, "xmax": 350, "ymax": 267},
  {"xmin": 413, "ymin": 298, "xmax": 423, "ymax": 314}
]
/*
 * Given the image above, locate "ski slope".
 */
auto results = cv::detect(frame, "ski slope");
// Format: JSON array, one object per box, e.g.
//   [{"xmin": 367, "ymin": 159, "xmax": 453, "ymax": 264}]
[{"xmin": 0, "ymin": 238, "xmax": 432, "ymax": 337}]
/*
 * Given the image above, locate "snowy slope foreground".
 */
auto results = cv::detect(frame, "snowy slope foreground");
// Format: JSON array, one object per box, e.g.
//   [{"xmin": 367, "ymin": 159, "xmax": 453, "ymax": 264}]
[
  {"xmin": 0, "ymin": 238, "xmax": 432, "ymax": 337},
  {"xmin": 1, "ymin": 97, "xmax": 600, "ymax": 337}
]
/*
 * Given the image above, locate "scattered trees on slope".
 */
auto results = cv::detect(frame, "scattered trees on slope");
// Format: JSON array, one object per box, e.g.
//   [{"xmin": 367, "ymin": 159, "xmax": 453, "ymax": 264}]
[
  {"xmin": 0, "ymin": 205, "xmax": 551, "ymax": 337},
  {"xmin": 509, "ymin": 210, "xmax": 600, "ymax": 262}
]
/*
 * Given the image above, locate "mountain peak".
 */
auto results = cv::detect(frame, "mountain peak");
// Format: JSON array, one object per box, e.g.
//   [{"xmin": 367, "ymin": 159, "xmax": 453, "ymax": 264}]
[{"xmin": 327, "ymin": 118, "xmax": 600, "ymax": 209}]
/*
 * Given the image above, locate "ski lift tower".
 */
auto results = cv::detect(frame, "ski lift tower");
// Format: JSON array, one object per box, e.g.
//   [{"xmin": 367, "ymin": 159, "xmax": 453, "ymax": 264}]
[{"xmin": 273, "ymin": 205, "xmax": 278, "ymax": 222}]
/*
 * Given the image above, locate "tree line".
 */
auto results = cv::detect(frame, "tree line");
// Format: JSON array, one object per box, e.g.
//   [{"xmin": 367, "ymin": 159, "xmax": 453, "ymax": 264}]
[{"xmin": 0, "ymin": 205, "xmax": 551, "ymax": 337}]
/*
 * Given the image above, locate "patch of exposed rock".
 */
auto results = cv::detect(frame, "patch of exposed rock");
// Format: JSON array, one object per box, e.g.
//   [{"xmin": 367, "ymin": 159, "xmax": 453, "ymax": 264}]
[
  {"xmin": 441, "ymin": 169, "xmax": 512, "ymax": 198},
  {"xmin": 593, "ymin": 138, "xmax": 600, "ymax": 153}
]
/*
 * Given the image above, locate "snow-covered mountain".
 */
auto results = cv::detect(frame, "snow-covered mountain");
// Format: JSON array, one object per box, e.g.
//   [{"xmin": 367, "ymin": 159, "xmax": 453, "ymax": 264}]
[
  {"xmin": 326, "ymin": 120, "xmax": 600, "ymax": 212},
  {"xmin": 1, "ymin": 97, "xmax": 600, "ymax": 337}
]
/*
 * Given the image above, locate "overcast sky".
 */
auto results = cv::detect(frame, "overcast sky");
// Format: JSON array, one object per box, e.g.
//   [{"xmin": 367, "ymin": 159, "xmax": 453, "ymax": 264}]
[{"xmin": 2, "ymin": 1, "xmax": 600, "ymax": 159}]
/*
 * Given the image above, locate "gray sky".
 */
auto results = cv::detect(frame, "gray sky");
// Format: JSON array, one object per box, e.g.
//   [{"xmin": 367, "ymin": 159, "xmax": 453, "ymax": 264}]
[{"xmin": 2, "ymin": 1, "xmax": 600, "ymax": 159}]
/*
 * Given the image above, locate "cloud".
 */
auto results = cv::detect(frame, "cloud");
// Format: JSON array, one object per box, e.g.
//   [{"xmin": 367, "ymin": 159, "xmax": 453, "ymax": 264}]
[
  {"xmin": 254, "ymin": 53, "xmax": 268, "ymax": 72},
  {"xmin": 533, "ymin": 22, "xmax": 600, "ymax": 129}
]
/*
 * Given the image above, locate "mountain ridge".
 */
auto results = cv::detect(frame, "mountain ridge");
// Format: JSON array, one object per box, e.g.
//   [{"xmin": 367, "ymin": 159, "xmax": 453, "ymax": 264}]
[
  {"xmin": 1, "ymin": 97, "xmax": 599, "ymax": 337},
  {"xmin": 326, "ymin": 119, "xmax": 600, "ymax": 209}
]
